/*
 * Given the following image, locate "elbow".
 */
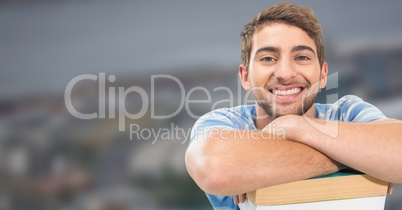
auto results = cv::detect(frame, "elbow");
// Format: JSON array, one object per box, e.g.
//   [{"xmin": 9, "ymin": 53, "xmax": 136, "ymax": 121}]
[
  {"xmin": 201, "ymin": 164, "xmax": 231, "ymax": 195},
  {"xmin": 185, "ymin": 150, "xmax": 230, "ymax": 195},
  {"xmin": 376, "ymin": 176, "xmax": 402, "ymax": 185},
  {"xmin": 384, "ymin": 173, "xmax": 402, "ymax": 184}
]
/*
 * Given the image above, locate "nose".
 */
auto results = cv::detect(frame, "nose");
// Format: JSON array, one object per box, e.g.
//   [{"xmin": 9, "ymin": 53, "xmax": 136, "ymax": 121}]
[{"xmin": 273, "ymin": 58, "xmax": 297, "ymax": 82}]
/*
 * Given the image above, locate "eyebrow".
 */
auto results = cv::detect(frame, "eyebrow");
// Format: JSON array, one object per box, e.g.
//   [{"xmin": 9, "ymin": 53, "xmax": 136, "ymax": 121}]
[
  {"xmin": 255, "ymin": 46, "xmax": 280, "ymax": 55},
  {"xmin": 291, "ymin": 45, "xmax": 316, "ymax": 55},
  {"xmin": 255, "ymin": 45, "xmax": 316, "ymax": 55}
]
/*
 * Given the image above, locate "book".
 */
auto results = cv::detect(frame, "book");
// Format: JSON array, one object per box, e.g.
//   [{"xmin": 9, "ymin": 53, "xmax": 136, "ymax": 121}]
[
  {"xmin": 238, "ymin": 171, "xmax": 389, "ymax": 210},
  {"xmin": 238, "ymin": 195, "xmax": 387, "ymax": 210}
]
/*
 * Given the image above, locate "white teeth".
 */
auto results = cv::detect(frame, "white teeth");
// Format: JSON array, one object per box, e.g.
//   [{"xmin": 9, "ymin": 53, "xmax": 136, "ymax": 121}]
[{"xmin": 272, "ymin": 88, "xmax": 302, "ymax": 96}]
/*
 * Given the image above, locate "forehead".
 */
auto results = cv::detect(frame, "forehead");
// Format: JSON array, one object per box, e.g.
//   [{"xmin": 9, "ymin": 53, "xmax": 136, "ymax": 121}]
[{"xmin": 252, "ymin": 23, "xmax": 317, "ymax": 53}]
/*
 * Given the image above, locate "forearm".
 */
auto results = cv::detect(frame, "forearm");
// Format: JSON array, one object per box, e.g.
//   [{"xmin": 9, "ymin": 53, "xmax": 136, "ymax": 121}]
[
  {"xmin": 185, "ymin": 129, "xmax": 342, "ymax": 196},
  {"xmin": 285, "ymin": 117, "xmax": 402, "ymax": 183}
]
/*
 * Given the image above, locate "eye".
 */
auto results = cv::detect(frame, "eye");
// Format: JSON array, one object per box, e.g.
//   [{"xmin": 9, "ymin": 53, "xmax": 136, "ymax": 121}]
[
  {"xmin": 260, "ymin": 57, "xmax": 276, "ymax": 62},
  {"xmin": 296, "ymin": 56, "xmax": 310, "ymax": 61}
]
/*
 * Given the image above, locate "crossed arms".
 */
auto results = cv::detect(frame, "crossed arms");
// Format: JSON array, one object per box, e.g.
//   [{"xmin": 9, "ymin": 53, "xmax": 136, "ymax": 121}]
[{"xmin": 185, "ymin": 115, "xmax": 402, "ymax": 196}]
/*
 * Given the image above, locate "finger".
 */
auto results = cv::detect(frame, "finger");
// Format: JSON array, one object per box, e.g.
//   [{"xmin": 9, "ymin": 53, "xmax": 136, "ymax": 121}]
[
  {"xmin": 239, "ymin": 193, "xmax": 247, "ymax": 203},
  {"xmin": 388, "ymin": 183, "xmax": 394, "ymax": 195},
  {"xmin": 233, "ymin": 195, "xmax": 239, "ymax": 205}
]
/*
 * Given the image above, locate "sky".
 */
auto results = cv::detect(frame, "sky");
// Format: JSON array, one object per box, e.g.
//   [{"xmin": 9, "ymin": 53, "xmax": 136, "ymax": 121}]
[{"xmin": 1, "ymin": 0, "xmax": 402, "ymax": 98}]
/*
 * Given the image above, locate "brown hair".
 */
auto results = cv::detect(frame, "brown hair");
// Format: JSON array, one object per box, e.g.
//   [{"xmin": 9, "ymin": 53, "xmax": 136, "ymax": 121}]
[{"xmin": 240, "ymin": 2, "xmax": 325, "ymax": 70}]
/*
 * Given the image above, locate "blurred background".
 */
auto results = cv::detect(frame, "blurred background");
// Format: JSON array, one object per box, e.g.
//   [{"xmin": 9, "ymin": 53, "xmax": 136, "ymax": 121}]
[{"xmin": 1, "ymin": 0, "xmax": 402, "ymax": 209}]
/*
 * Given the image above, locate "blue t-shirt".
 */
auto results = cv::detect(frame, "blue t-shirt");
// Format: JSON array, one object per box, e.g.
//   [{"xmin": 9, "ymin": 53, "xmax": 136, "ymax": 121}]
[{"xmin": 188, "ymin": 95, "xmax": 387, "ymax": 210}]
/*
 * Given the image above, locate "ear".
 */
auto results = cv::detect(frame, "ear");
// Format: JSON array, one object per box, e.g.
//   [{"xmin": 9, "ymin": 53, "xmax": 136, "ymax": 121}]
[
  {"xmin": 319, "ymin": 62, "xmax": 328, "ymax": 89},
  {"xmin": 239, "ymin": 64, "xmax": 252, "ymax": 91}
]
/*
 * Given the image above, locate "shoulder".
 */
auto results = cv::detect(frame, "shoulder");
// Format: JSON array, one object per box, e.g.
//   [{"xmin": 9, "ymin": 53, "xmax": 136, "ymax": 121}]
[
  {"xmin": 315, "ymin": 95, "xmax": 387, "ymax": 122},
  {"xmin": 189, "ymin": 105, "xmax": 256, "ymax": 144},
  {"xmin": 195, "ymin": 105, "xmax": 256, "ymax": 128}
]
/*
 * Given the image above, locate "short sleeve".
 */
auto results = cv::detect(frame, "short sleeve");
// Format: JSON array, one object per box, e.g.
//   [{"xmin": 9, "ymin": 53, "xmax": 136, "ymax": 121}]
[
  {"xmin": 315, "ymin": 95, "xmax": 387, "ymax": 122},
  {"xmin": 189, "ymin": 109, "xmax": 238, "ymax": 145},
  {"xmin": 340, "ymin": 95, "xmax": 387, "ymax": 122}
]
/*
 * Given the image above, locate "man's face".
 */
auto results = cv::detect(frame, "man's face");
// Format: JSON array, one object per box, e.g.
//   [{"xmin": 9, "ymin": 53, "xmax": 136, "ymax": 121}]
[{"xmin": 241, "ymin": 23, "xmax": 327, "ymax": 119}]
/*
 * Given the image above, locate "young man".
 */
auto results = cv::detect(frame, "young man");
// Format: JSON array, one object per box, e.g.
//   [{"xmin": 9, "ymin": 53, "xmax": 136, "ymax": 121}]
[{"xmin": 185, "ymin": 2, "xmax": 402, "ymax": 210}]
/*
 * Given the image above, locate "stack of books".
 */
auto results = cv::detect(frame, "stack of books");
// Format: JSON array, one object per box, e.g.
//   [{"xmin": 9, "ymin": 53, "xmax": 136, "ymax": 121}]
[{"xmin": 238, "ymin": 170, "xmax": 389, "ymax": 210}]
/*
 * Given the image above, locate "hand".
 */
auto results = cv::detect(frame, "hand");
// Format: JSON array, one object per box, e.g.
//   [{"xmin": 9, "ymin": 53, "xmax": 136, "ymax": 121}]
[
  {"xmin": 388, "ymin": 183, "xmax": 394, "ymax": 194},
  {"xmin": 233, "ymin": 193, "xmax": 246, "ymax": 205},
  {"xmin": 263, "ymin": 115, "xmax": 300, "ymax": 140}
]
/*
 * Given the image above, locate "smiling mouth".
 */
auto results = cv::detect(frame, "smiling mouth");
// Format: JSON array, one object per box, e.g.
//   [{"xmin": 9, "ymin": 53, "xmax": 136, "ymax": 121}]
[
  {"xmin": 272, "ymin": 87, "xmax": 301, "ymax": 96},
  {"xmin": 269, "ymin": 86, "xmax": 306, "ymax": 96}
]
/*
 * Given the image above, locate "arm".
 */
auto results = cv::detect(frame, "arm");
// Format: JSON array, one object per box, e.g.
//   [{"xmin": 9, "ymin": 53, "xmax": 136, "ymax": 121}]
[
  {"xmin": 185, "ymin": 129, "xmax": 343, "ymax": 196},
  {"xmin": 274, "ymin": 115, "xmax": 402, "ymax": 183}
]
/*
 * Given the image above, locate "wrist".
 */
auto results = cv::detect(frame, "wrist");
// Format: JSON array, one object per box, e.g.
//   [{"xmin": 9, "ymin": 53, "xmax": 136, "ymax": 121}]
[
  {"xmin": 265, "ymin": 115, "xmax": 304, "ymax": 141},
  {"xmin": 283, "ymin": 115, "xmax": 304, "ymax": 141}
]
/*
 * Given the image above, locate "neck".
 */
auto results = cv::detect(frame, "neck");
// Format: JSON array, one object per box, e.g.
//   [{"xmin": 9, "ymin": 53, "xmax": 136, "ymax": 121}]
[{"xmin": 254, "ymin": 104, "xmax": 315, "ymax": 130}]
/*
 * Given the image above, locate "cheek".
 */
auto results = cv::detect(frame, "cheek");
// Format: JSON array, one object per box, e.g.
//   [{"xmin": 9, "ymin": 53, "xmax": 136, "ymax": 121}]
[
  {"xmin": 249, "ymin": 66, "xmax": 273, "ymax": 86},
  {"xmin": 302, "ymin": 68, "xmax": 321, "ymax": 85},
  {"xmin": 304, "ymin": 71, "xmax": 322, "ymax": 92}
]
